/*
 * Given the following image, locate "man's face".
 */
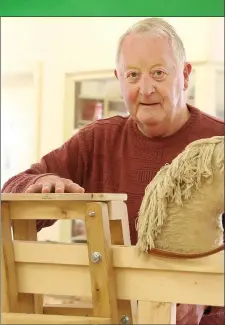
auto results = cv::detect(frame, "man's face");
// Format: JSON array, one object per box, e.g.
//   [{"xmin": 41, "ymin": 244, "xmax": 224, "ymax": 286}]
[{"xmin": 115, "ymin": 33, "xmax": 191, "ymax": 135}]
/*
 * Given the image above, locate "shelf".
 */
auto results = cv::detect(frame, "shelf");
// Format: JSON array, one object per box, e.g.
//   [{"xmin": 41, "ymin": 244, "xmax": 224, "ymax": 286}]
[
  {"xmin": 79, "ymin": 95, "xmax": 105, "ymax": 100},
  {"xmin": 79, "ymin": 95, "xmax": 123, "ymax": 103},
  {"xmin": 107, "ymin": 98, "xmax": 123, "ymax": 103},
  {"xmin": 74, "ymin": 76, "xmax": 125, "ymax": 129},
  {"xmin": 78, "ymin": 119, "xmax": 93, "ymax": 124}
]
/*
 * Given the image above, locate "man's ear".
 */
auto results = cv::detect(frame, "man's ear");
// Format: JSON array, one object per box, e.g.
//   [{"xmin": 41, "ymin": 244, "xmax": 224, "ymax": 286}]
[
  {"xmin": 183, "ymin": 62, "xmax": 192, "ymax": 91},
  {"xmin": 114, "ymin": 69, "xmax": 118, "ymax": 79}
]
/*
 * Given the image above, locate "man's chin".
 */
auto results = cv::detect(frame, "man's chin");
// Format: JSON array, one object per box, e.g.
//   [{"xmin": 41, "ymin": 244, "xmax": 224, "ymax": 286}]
[{"xmin": 136, "ymin": 114, "xmax": 162, "ymax": 126}]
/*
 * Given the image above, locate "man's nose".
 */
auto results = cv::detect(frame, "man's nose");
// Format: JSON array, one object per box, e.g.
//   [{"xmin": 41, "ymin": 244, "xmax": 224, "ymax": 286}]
[{"xmin": 139, "ymin": 77, "xmax": 155, "ymax": 96}]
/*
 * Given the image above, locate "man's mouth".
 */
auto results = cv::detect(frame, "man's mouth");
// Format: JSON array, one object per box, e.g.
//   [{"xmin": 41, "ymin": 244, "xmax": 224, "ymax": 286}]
[{"xmin": 139, "ymin": 102, "xmax": 159, "ymax": 106}]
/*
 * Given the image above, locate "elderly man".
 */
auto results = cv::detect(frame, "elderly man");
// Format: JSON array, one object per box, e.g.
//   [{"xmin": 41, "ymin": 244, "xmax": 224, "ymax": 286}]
[{"xmin": 2, "ymin": 18, "xmax": 224, "ymax": 324}]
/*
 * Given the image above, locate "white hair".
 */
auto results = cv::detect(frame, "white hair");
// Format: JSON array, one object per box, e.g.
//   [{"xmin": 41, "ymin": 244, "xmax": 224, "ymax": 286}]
[{"xmin": 116, "ymin": 17, "xmax": 186, "ymax": 65}]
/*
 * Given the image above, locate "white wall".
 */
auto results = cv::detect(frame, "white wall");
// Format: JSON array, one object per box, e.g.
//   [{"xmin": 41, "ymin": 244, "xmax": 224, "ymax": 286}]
[
  {"xmin": 207, "ymin": 17, "xmax": 224, "ymax": 63},
  {"xmin": 2, "ymin": 17, "xmax": 223, "ymax": 72},
  {"xmin": 1, "ymin": 74, "xmax": 38, "ymax": 185}
]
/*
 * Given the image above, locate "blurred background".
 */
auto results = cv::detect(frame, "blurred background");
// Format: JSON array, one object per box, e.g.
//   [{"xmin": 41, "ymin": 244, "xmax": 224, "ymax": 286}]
[{"xmin": 1, "ymin": 17, "xmax": 224, "ymax": 243}]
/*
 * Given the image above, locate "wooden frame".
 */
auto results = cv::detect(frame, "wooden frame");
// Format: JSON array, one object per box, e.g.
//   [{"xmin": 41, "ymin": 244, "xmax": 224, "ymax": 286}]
[{"xmin": 1, "ymin": 193, "xmax": 224, "ymax": 324}]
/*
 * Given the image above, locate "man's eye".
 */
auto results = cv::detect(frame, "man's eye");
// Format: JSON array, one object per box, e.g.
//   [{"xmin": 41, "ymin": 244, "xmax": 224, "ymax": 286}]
[
  {"xmin": 126, "ymin": 71, "xmax": 140, "ymax": 83},
  {"xmin": 152, "ymin": 70, "xmax": 167, "ymax": 80},
  {"xmin": 126, "ymin": 71, "xmax": 139, "ymax": 78},
  {"xmin": 130, "ymin": 72, "xmax": 138, "ymax": 78}
]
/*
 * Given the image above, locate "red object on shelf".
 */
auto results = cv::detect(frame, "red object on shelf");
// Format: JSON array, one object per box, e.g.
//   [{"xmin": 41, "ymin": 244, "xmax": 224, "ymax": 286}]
[
  {"xmin": 94, "ymin": 102, "xmax": 103, "ymax": 120},
  {"xmin": 81, "ymin": 100, "xmax": 103, "ymax": 121}
]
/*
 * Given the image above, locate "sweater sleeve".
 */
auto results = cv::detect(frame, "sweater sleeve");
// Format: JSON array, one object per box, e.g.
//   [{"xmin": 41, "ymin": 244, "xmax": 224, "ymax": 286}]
[
  {"xmin": 200, "ymin": 307, "xmax": 224, "ymax": 325},
  {"xmin": 1, "ymin": 133, "xmax": 86, "ymax": 231}
]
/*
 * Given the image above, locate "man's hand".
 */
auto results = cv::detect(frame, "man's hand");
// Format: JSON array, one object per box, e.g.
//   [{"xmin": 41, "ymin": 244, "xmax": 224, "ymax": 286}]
[
  {"xmin": 25, "ymin": 175, "xmax": 85, "ymax": 193},
  {"xmin": 176, "ymin": 304, "xmax": 206, "ymax": 325}
]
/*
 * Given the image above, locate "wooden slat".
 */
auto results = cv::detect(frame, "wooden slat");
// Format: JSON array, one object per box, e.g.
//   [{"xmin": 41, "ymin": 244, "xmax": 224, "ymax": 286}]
[
  {"xmin": 10, "ymin": 201, "xmax": 86, "ymax": 220},
  {"xmin": 137, "ymin": 301, "xmax": 176, "ymax": 324},
  {"xmin": 43, "ymin": 305, "xmax": 93, "ymax": 317},
  {"xmin": 85, "ymin": 202, "xmax": 118, "ymax": 323},
  {"xmin": 116, "ymin": 269, "xmax": 224, "ymax": 306},
  {"xmin": 1, "ymin": 193, "xmax": 127, "ymax": 202},
  {"xmin": 1, "ymin": 202, "xmax": 19, "ymax": 312},
  {"xmin": 9, "ymin": 201, "xmax": 126, "ymax": 221},
  {"xmin": 1, "ymin": 312, "xmax": 111, "ymax": 324},
  {"xmin": 13, "ymin": 220, "xmax": 43, "ymax": 314},
  {"xmin": 16, "ymin": 263, "xmax": 90, "ymax": 296},
  {"xmin": 13, "ymin": 241, "xmax": 224, "ymax": 274},
  {"xmin": 108, "ymin": 201, "xmax": 136, "ymax": 323},
  {"xmin": 108, "ymin": 201, "xmax": 127, "ymax": 221},
  {"xmin": 110, "ymin": 220, "xmax": 124, "ymax": 245},
  {"xmin": 1, "ymin": 245, "xmax": 10, "ymax": 312},
  {"xmin": 15, "ymin": 260, "xmax": 224, "ymax": 306},
  {"xmin": 43, "ymin": 300, "xmax": 135, "ymax": 319}
]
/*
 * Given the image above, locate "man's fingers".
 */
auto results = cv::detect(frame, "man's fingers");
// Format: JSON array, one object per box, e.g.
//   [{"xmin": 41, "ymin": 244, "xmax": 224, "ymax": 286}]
[
  {"xmin": 26, "ymin": 183, "xmax": 53, "ymax": 193},
  {"xmin": 55, "ymin": 181, "xmax": 65, "ymax": 193},
  {"xmin": 25, "ymin": 184, "xmax": 43, "ymax": 193},
  {"xmin": 42, "ymin": 183, "xmax": 53, "ymax": 193},
  {"xmin": 25, "ymin": 178, "xmax": 84, "ymax": 194},
  {"xmin": 65, "ymin": 182, "xmax": 85, "ymax": 193}
]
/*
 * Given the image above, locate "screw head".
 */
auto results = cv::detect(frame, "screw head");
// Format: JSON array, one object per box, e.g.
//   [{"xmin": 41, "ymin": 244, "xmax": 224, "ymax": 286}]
[
  {"xmin": 88, "ymin": 211, "xmax": 95, "ymax": 217},
  {"xmin": 120, "ymin": 315, "xmax": 130, "ymax": 325},
  {"xmin": 91, "ymin": 252, "xmax": 102, "ymax": 263}
]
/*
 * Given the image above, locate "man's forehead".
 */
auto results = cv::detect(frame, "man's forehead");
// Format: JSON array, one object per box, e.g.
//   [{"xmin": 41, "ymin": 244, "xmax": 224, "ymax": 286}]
[
  {"xmin": 121, "ymin": 32, "xmax": 171, "ymax": 50},
  {"xmin": 118, "ymin": 33, "xmax": 176, "ymax": 70}
]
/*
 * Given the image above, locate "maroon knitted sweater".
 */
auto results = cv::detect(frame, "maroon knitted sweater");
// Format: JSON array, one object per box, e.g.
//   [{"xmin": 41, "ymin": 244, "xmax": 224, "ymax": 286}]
[{"xmin": 2, "ymin": 105, "xmax": 224, "ymax": 323}]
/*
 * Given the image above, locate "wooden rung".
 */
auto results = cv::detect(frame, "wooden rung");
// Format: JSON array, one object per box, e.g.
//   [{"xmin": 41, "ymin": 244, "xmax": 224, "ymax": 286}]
[
  {"xmin": 1, "ymin": 202, "xmax": 19, "ymax": 312},
  {"xmin": 8, "ymin": 201, "xmax": 127, "ymax": 221},
  {"xmin": 1, "ymin": 193, "xmax": 127, "ymax": 202},
  {"xmin": 13, "ymin": 241, "xmax": 224, "ymax": 274},
  {"xmin": 43, "ymin": 305, "xmax": 93, "ymax": 316},
  {"xmin": 1, "ymin": 312, "xmax": 111, "ymax": 324}
]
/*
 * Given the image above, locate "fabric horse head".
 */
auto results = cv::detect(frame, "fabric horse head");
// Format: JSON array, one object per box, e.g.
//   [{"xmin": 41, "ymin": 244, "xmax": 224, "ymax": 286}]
[{"xmin": 136, "ymin": 136, "xmax": 224, "ymax": 255}]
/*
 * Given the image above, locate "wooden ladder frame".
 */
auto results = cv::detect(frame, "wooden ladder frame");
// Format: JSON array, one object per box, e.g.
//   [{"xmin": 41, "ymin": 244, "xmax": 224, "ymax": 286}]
[{"xmin": 1, "ymin": 193, "xmax": 224, "ymax": 324}]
